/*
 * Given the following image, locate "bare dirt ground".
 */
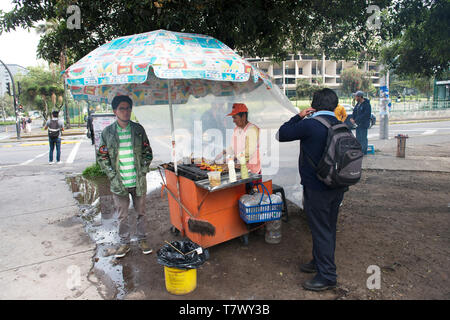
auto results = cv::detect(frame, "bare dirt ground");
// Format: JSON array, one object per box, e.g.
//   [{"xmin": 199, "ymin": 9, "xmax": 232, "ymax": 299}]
[{"xmin": 83, "ymin": 168, "xmax": 450, "ymax": 300}]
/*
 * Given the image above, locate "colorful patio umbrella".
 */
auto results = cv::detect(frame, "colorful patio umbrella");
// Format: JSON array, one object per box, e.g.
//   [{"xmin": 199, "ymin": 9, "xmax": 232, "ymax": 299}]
[{"xmin": 65, "ymin": 29, "xmax": 273, "ymax": 105}]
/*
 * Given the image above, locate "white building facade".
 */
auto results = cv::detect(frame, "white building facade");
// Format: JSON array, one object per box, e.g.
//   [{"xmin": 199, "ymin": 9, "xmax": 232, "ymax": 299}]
[{"xmin": 247, "ymin": 53, "xmax": 380, "ymax": 98}]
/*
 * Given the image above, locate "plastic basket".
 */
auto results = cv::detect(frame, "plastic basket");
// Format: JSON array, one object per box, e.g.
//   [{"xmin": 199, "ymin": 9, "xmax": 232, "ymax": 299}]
[{"xmin": 239, "ymin": 183, "xmax": 282, "ymax": 223}]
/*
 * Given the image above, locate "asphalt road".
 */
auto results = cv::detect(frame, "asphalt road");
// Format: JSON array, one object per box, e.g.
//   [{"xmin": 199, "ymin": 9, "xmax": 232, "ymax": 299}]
[
  {"xmin": 0, "ymin": 135, "xmax": 96, "ymax": 172},
  {"xmin": 367, "ymin": 120, "xmax": 450, "ymax": 140}
]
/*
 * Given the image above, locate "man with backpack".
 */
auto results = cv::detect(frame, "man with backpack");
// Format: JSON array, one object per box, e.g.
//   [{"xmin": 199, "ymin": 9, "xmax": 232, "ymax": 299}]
[
  {"xmin": 276, "ymin": 88, "xmax": 362, "ymax": 291},
  {"xmin": 44, "ymin": 111, "xmax": 64, "ymax": 164}
]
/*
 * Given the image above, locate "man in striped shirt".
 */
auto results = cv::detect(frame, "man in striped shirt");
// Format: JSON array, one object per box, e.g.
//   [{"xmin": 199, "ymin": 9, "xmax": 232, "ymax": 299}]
[{"xmin": 97, "ymin": 95, "xmax": 153, "ymax": 258}]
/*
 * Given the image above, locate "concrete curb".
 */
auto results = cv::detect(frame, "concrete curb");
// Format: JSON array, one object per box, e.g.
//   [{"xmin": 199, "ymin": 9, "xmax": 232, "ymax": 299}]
[{"xmin": 0, "ymin": 131, "xmax": 86, "ymax": 143}]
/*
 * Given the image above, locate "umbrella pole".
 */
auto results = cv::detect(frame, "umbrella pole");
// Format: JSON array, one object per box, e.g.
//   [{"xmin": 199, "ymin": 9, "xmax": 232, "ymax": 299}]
[
  {"xmin": 167, "ymin": 79, "xmax": 183, "ymax": 234},
  {"xmin": 168, "ymin": 79, "xmax": 177, "ymax": 175}
]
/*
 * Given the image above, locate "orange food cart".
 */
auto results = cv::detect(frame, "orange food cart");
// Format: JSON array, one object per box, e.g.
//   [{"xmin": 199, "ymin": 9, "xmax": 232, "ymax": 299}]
[{"xmin": 160, "ymin": 164, "xmax": 272, "ymax": 248}]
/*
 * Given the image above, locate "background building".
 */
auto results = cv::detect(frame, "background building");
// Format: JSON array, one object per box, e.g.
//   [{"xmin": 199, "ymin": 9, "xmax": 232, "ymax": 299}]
[
  {"xmin": 247, "ymin": 53, "xmax": 380, "ymax": 98},
  {"xmin": 0, "ymin": 63, "xmax": 28, "ymax": 96}
]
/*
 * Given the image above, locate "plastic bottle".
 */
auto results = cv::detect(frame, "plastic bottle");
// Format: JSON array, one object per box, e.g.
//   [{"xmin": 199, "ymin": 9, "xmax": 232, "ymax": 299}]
[
  {"xmin": 227, "ymin": 157, "xmax": 237, "ymax": 183},
  {"xmin": 265, "ymin": 219, "xmax": 282, "ymax": 244},
  {"xmin": 239, "ymin": 154, "xmax": 249, "ymax": 179}
]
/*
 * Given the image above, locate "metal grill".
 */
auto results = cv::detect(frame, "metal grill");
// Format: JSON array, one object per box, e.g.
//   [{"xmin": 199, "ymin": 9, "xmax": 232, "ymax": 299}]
[{"xmin": 165, "ymin": 163, "xmax": 209, "ymax": 181}]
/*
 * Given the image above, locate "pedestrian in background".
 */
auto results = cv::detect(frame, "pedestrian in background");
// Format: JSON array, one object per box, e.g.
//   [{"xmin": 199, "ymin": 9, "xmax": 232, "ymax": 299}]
[
  {"xmin": 44, "ymin": 111, "xmax": 64, "ymax": 164},
  {"xmin": 86, "ymin": 112, "xmax": 95, "ymax": 145},
  {"xmin": 276, "ymin": 88, "xmax": 347, "ymax": 291},
  {"xmin": 350, "ymin": 91, "xmax": 372, "ymax": 155},
  {"xmin": 96, "ymin": 95, "xmax": 154, "ymax": 258}
]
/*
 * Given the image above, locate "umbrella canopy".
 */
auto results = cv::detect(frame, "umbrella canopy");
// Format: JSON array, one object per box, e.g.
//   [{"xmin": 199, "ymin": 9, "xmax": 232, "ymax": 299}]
[{"xmin": 64, "ymin": 29, "xmax": 273, "ymax": 105}]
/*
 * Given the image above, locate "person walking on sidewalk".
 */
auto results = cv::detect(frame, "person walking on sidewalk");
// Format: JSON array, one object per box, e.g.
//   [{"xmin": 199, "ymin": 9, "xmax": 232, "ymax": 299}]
[
  {"xmin": 86, "ymin": 112, "xmax": 95, "ymax": 145},
  {"xmin": 350, "ymin": 91, "xmax": 371, "ymax": 155},
  {"xmin": 96, "ymin": 95, "xmax": 154, "ymax": 258},
  {"xmin": 44, "ymin": 111, "xmax": 64, "ymax": 164},
  {"xmin": 276, "ymin": 88, "xmax": 347, "ymax": 291}
]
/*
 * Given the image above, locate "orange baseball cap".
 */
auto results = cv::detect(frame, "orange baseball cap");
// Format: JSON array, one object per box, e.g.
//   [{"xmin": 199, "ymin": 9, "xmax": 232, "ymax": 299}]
[{"xmin": 227, "ymin": 103, "xmax": 248, "ymax": 116}]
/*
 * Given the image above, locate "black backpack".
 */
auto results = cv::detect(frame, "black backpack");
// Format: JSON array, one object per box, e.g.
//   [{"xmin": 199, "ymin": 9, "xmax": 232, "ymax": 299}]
[
  {"xmin": 303, "ymin": 116, "xmax": 363, "ymax": 189},
  {"xmin": 48, "ymin": 119, "xmax": 60, "ymax": 139}
]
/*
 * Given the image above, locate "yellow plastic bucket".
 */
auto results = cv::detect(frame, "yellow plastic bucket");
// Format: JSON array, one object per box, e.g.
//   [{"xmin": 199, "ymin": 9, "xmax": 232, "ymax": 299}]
[{"xmin": 164, "ymin": 266, "xmax": 197, "ymax": 295}]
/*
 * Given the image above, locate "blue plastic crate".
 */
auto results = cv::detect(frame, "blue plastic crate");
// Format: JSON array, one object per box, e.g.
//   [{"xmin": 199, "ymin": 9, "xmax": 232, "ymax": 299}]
[{"xmin": 239, "ymin": 184, "xmax": 283, "ymax": 224}]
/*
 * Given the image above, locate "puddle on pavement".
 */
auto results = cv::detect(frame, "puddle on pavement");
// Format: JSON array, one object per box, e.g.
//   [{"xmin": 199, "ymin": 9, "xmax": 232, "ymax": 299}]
[{"xmin": 66, "ymin": 170, "xmax": 162, "ymax": 299}]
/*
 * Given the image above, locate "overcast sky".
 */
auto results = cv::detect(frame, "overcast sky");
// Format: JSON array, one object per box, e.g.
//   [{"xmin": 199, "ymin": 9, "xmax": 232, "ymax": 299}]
[{"xmin": 0, "ymin": 1, "xmax": 45, "ymax": 67}]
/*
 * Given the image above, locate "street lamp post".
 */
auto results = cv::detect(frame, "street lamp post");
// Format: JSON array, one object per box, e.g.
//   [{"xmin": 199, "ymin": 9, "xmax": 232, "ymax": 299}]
[{"xmin": 0, "ymin": 59, "xmax": 20, "ymax": 139}]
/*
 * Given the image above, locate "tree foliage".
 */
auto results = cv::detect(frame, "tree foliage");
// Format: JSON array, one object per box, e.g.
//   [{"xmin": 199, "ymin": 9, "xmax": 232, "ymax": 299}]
[
  {"xmin": 2, "ymin": 0, "xmax": 447, "ymax": 80},
  {"xmin": 16, "ymin": 66, "xmax": 64, "ymax": 122},
  {"xmin": 340, "ymin": 67, "xmax": 375, "ymax": 96},
  {"xmin": 1, "ymin": 0, "xmax": 392, "ymax": 66},
  {"xmin": 380, "ymin": 0, "xmax": 450, "ymax": 78},
  {"xmin": 296, "ymin": 79, "xmax": 324, "ymax": 99}
]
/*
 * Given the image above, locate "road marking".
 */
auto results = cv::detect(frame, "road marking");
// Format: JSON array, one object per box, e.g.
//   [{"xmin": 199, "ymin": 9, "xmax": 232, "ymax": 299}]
[
  {"xmin": 19, "ymin": 151, "xmax": 48, "ymax": 166},
  {"xmin": 66, "ymin": 141, "xmax": 81, "ymax": 164},
  {"xmin": 19, "ymin": 140, "xmax": 81, "ymax": 147},
  {"xmin": 422, "ymin": 130, "xmax": 437, "ymax": 135}
]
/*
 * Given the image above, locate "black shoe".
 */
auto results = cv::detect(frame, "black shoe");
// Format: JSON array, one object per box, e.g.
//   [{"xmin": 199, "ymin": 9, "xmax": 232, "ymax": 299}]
[
  {"xmin": 302, "ymin": 276, "xmax": 336, "ymax": 292},
  {"xmin": 300, "ymin": 261, "xmax": 317, "ymax": 273}
]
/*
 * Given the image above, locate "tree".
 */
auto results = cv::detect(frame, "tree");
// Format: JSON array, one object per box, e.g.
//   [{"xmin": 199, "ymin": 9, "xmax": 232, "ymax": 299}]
[
  {"xmin": 340, "ymin": 67, "xmax": 375, "ymax": 96},
  {"xmin": 380, "ymin": 0, "xmax": 450, "ymax": 78},
  {"xmin": 0, "ymin": 95, "xmax": 14, "ymax": 120},
  {"xmin": 389, "ymin": 73, "xmax": 434, "ymax": 100},
  {"xmin": 1, "ymin": 0, "xmax": 392, "ymax": 65},
  {"xmin": 16, "ymin": 66, "xmax": 64, "ymax": 124},
  {"xmin": 296, "ymin": 79, "xmax": 324, "ymax": 99}
]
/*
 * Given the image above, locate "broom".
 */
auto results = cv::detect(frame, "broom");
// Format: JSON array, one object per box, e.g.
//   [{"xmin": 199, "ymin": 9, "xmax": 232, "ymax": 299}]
[{"xmin": 165, "ymin": 179, "xmax": 216, "ymax": 237}]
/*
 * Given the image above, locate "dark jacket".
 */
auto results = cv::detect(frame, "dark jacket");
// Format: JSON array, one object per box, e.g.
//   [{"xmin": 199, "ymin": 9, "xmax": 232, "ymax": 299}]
[
  {"xmin": 352, "ymin": 98, "xmax": 372, "ymax": 129},
  {"xmin": 277, "ymin": 113, "xmax": 341, "ymax": 191},
  {"xmin": 96, "ymin": 121, "xmax": 153, "ymax": 196}
]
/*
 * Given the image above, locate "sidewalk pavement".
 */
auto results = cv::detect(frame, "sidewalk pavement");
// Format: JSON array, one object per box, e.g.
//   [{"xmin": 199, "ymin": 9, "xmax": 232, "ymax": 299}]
[
  {"xmin": 1, "ymin": 125, "xmax": 86, "ymax": 143},
  {"xmin": 0, "ymin": 170, "xmax": 105, "ymax": 299},
  {"xmin": 0, "ymin": 128, "xmax": 106, "ymax": 299},
  {"xmin": 363, "ymin": 134, "xmax": 450, "ymax": 173}
]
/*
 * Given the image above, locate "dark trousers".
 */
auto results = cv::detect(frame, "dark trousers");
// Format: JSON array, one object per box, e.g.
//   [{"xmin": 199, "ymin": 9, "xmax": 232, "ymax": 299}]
[
  {"xmin": 356, "ymin": 127, "xmax": 368, "ymax": 155},
  {"xmin": 49, "ymin": 137, "xmax": 61, "ymax": 162},
  {"xmin": 303, "ymin": 187, "xmax": 345, "ymax": 283}
]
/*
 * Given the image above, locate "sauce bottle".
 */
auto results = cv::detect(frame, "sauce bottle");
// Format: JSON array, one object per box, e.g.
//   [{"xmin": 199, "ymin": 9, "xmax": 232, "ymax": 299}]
[{"xmin": 239, "ymin": 153, "xmax": 249, "ymax": 179}]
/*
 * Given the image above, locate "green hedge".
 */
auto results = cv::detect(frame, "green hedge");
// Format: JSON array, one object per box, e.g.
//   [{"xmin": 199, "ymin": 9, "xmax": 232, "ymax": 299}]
[
  {"xmin": 82, "ymin": 162, "xmax": 106, "ymax": 178},
  {"xmin": 0, "ymin": 121, "xmax": 16, "ymax": 126}
]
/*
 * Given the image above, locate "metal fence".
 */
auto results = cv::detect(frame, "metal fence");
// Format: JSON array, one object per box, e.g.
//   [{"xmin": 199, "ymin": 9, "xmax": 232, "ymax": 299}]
[{"xmin": 371, "ymin": 100, "xmax": 450, "ymax": 113}]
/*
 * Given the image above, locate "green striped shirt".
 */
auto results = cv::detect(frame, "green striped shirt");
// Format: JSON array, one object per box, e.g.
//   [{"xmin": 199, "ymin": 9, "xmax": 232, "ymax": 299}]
[{"xmin": 117, "ymin": 123, "xmax": 136, "ymax": 188}]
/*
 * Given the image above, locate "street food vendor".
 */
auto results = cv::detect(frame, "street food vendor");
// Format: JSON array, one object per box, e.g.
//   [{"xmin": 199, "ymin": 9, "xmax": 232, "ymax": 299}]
[{"xmin": 219, "ymin": 103, "xmax": 261, "ymax": 174}]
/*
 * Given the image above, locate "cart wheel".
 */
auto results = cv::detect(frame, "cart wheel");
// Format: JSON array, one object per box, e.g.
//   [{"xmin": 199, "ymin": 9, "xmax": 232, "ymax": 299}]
[
  {"xmin": 240, "ymin": 234, "xmax": 249, "ymax": 246},
  {"xmin": 170, "ymin": 226, "xmax": 180, "ymax": 236}
]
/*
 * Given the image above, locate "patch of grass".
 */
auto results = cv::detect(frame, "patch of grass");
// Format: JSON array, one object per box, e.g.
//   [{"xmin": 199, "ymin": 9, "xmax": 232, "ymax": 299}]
[
  {"xmin": 0, "ymin": 121, "xmax": 16, "ymax": 126},
  {"xmin": 82, "ymin": 162, "xmax": 106, "ymax": 179}
]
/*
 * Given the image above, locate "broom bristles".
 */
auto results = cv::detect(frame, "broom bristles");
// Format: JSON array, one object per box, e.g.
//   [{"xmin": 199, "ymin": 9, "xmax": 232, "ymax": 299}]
[{"xmin": 188, "ymin": 218, "xmax": 216, "ymax": 236}]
